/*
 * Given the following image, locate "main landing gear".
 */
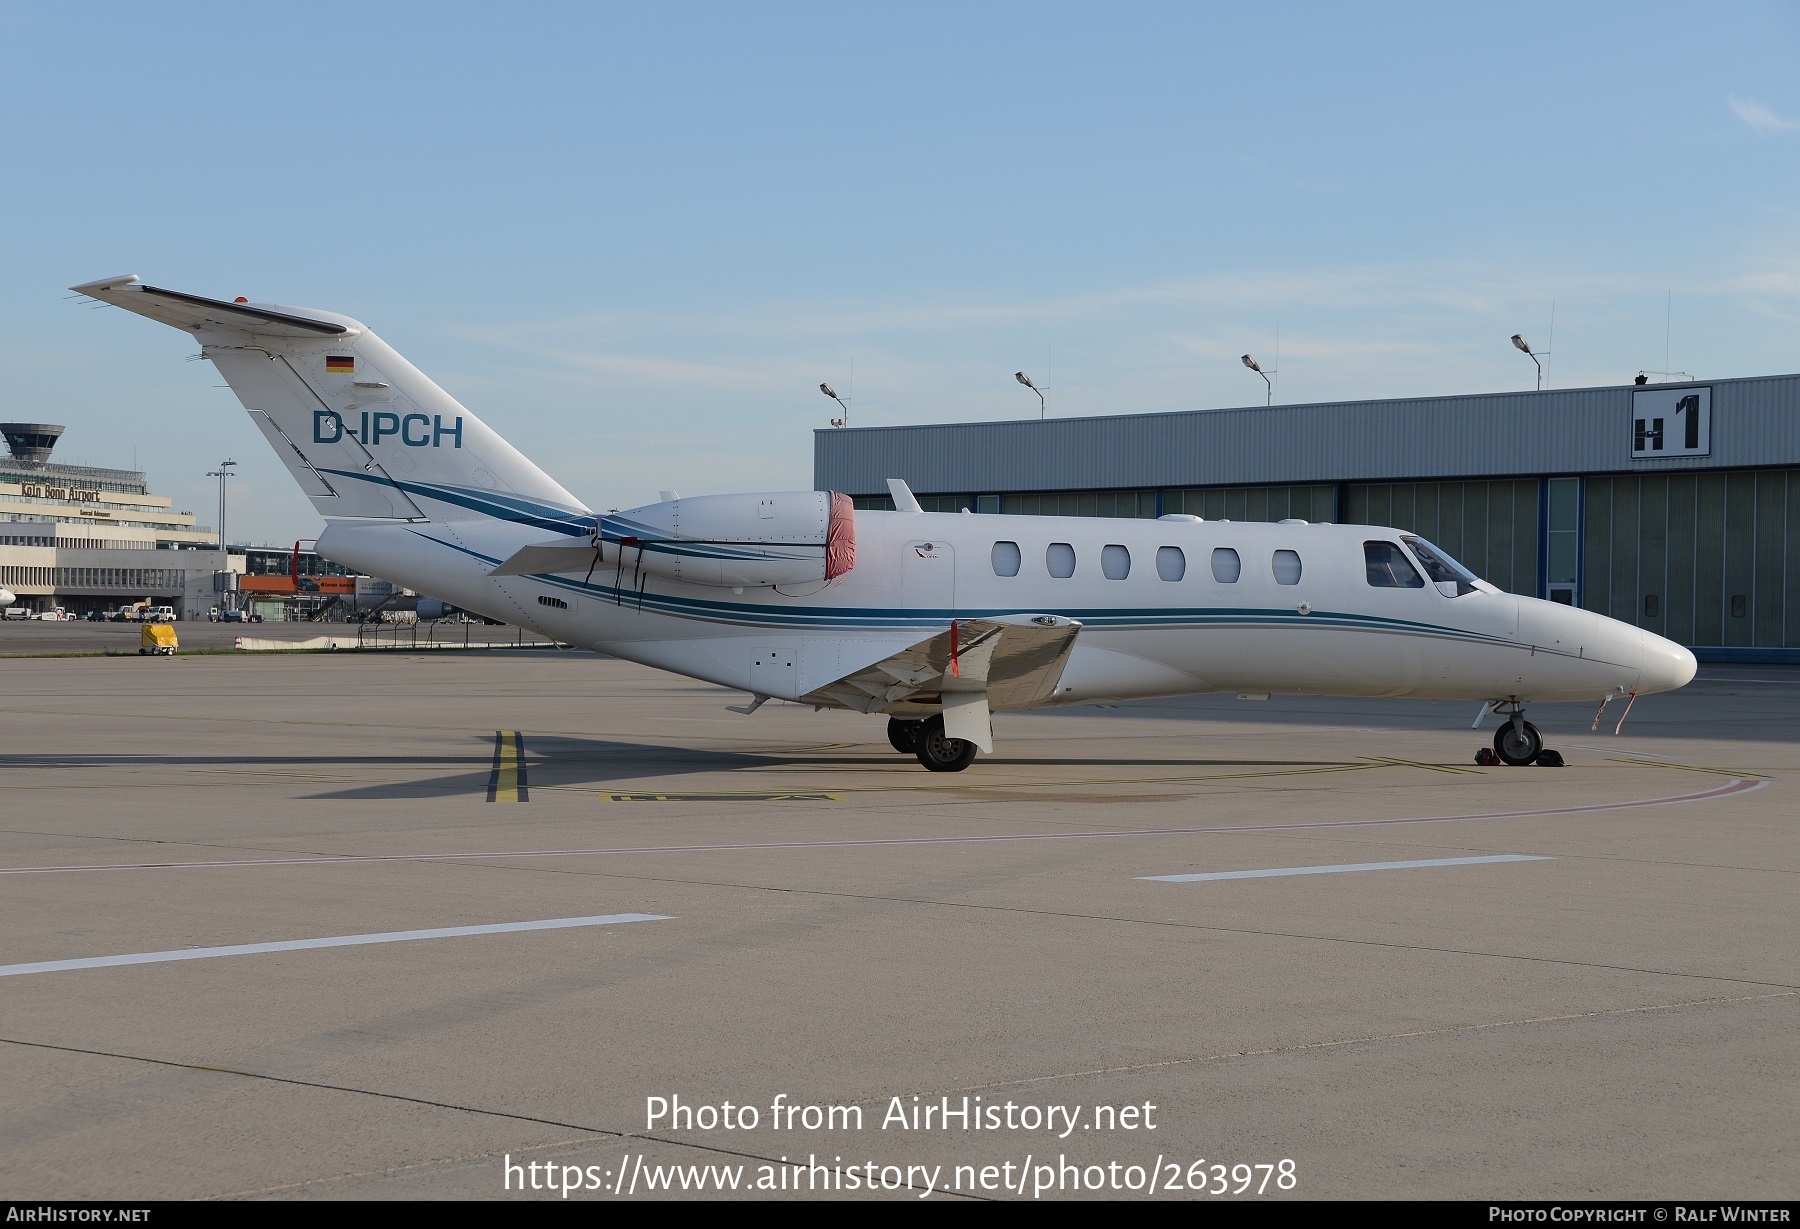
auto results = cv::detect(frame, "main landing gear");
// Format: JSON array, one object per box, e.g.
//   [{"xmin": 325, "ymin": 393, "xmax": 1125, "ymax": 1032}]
[
  {"xmin": 887, "ymin": 717, "xmax": 920, "ymax": 755},
  {"xmin": 1480, "ymin": 700, "xmax": 1563, "ymax": 767},
  {"xmin": 887, "ymin": 715, "xmax": 977, "ymax": 773}
]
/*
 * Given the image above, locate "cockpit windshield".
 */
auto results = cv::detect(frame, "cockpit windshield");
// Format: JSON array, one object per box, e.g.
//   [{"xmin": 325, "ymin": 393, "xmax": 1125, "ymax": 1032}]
[{"xmin": 1401, "ymin": 535, "xmax": 1479, "ymax": 597}]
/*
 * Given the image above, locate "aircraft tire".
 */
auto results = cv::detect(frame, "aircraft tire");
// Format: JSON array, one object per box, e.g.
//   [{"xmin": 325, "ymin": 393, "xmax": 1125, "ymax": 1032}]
[
  {"xmin": 913, "ymin": 715, "xmax": 977, "ymax": 772},
  {"xmin": 1493, "ymin": 719, "xmax": 1544, "ymax": 766},
  {"xmin": 887, "ymin": 717, "xmax": 922, "ymax": 755}
]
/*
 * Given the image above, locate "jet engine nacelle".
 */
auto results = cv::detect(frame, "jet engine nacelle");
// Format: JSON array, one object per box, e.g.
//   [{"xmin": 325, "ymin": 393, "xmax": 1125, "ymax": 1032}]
[
  {"xmin": 415, "ymin": 598, "xmax": 461, "ymax": 621},
  {"xmin": 605, "ymin": 490, "xmax": 856, "ymax": 589}
]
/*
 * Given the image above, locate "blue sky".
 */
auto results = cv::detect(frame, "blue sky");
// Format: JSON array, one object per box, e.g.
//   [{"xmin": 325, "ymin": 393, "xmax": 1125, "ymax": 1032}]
[{"xmin": 4, "ymin": 2, "xmax": 1799, "ymax": 542}]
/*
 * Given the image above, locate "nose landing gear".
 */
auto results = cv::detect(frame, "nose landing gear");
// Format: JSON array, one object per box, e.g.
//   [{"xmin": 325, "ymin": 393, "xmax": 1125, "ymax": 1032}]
[
  {"xmin": 1481, "ymin": 699, "xmax": 1559, "ymax": 767},
  {"xmin": 1494, "ymin": 715, "xmax": 1544, "ymax": 766}
]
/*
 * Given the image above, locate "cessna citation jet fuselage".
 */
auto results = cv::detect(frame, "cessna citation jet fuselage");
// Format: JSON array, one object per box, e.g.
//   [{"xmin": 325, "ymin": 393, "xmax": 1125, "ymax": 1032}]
[{"xmin": 75, "ymin": 276, "xmax": 1697, "ymax": 771}]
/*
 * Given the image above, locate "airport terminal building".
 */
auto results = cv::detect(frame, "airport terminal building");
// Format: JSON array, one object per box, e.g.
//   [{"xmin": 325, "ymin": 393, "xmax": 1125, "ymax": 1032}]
[
  {"xmin": 814, "ymin": 374, "xmax": 1800, "ymax": 662},
  {"xmin": 0, "ymin": 422, "xmax": 434, "ymax": 623},
  {"xmin": 0, "ymin": 422, "xmax": 233, "ymax": 617}
]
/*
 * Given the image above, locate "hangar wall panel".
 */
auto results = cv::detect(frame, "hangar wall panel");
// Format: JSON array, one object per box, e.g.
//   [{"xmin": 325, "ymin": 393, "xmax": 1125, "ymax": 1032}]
[
  {"xmin": 1344, "ymin": 480, "xmax": 1539, "ymax": 598},
  {"xmin": 1162, "ymin": 485, "xmax": 1335, "ymax": 523},
  {"xmin": 1584, "ymin": 469, "xmax": 1797, "ymax": 649},
  {"xmin": 815, "ymin": 374, "xmax": 1800, "ymax": 497}
]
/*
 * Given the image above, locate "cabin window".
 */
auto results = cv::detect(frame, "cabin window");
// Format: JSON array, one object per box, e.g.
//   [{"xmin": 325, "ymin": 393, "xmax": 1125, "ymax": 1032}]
[
  {"xmin": 1156, "ymin": 546, "xmax": 1186, "ymax": 581},
  {"xmin": 1047, "ymin": 542, "xmax": 1076, "ymax": 578},
  {"xmin": 1101, "ymin": 544, "xmax": 1130, "ymax": 580},
  {"xmin": 537, "ymin": 594, "xmax": 569, "ymax": 609},
  {"xmin": 991, "ymin": 541, "xmax": 1022, "ymax": 577},
  {"xmin": 1364, "ymin": 541, "xmax": 1424, "ymax": 588},
  {"xmin": 1210, "ymin": 547, "xmax": 1241, "ymax": 583},
  {"xmin": 1272, "ymin": 549, "xmax": 1302, "ymax": 585}
]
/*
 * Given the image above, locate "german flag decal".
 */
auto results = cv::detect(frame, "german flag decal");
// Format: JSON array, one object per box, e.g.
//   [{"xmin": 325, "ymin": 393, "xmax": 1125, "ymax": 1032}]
[{"xmin": 325, "ymin": 356, "xmax": 355, "ymax": 374}]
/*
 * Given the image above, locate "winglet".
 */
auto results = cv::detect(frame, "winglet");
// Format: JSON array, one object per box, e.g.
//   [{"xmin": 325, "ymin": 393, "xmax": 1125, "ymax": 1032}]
[{"xmin": 886, "ymin": 478, "xmax": 923, "ymax": 513}]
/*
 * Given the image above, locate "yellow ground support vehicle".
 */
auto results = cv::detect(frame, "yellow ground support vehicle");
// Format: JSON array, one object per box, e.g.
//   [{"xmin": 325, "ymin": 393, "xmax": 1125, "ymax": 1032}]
[{"xmin": 139, "ymin": 622, "xmax": 178, "ymax": 656}]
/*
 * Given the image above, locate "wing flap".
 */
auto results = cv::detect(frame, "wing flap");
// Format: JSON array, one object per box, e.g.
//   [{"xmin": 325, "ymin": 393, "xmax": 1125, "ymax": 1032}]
[{"xmin": 800, "ymin": 615, "xmax": 1081, "ymax": 714}]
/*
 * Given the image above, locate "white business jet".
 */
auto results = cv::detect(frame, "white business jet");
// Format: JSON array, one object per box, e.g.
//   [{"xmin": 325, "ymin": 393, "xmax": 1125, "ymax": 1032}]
[
  {"xmin": 74, "ymin": 276, "xmax": 1696, "ymax": 771},
  {"xmin": 0, "ymin": 588, "xmax": 14, "ymax": 610}
]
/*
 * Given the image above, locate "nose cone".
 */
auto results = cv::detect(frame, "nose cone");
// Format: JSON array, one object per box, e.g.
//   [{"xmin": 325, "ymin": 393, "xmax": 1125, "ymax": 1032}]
[{"xmin": 1638, "ymin": 629, "xmax": 1697, "ymax": 694}]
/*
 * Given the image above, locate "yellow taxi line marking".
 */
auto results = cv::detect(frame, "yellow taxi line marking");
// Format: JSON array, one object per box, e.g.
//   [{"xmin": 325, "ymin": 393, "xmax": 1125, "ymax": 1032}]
[
  {"xmin": 487, "ymin": 731, "xmax": 529, "ymax": 803},
  {"xmin": 1363, "ymin": 756, "xmax": 1483, "ymax": 776}
]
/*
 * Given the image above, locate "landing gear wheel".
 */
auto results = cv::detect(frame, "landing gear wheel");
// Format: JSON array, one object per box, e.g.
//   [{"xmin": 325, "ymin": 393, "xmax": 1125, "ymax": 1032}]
[
  {"xmin": 1493, "ymin": 719, "xmax": 1544, "ymax": 766},
  {"xmin": 887, "ymin": 717, "xmax": 922, "ymax": 755},
  {"xmin": 913, "ymin": 715, "xmax": 977, "ymax": 773}
]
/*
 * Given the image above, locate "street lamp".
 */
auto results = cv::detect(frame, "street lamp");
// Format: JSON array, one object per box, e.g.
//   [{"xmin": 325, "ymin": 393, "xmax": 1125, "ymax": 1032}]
[
  {"xmin": 1241, "ymin": 354, "xmax": 1273, "ymax": 405},
  {"xmin": 205, "ymin": 459, "xmax": 236, "ymax": 552},
  {"xmin": 1015, "ymin": 371, "xmax": 1044, "ymax": 418},
  {"xmin": 820, "ymin": 382, "xmax": 849, "ymax": 428},
  {"xmin": 1511, "ymin": 334, "xmax": 1543, "ymax": 391}
]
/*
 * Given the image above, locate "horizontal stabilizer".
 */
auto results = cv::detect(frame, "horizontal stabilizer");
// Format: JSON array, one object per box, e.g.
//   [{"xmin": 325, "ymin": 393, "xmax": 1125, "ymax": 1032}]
[{"xmin": 71, "ymin": 275, "xmax": 355, "ymax": 337}]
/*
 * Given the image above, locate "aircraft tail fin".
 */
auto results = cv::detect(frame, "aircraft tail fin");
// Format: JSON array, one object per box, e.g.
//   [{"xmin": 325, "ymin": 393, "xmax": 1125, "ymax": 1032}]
[{"xmin": 73, "ymin": 275, "xmax": 591, "ymax": 532}]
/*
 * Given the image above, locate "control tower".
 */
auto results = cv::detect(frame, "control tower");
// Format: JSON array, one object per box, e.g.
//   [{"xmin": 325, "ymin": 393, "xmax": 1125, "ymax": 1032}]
[{"xmin": 0, "ymin": 423, "xmax": 65, "ymax": 469}]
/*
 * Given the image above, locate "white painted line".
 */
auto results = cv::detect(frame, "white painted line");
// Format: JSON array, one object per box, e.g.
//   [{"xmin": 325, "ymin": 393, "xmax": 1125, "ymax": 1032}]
[
  {"xmin": 1139, "ymin": 854, "xmax": 1553, "ymax": 883},
  {"xmin": 0, "ymin": 913, "xmax": 672, "ymax": 978}
]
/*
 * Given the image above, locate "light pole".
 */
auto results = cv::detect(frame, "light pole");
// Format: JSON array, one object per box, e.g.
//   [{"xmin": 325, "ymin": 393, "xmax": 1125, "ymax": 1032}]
[
  {"xmin": 820, "ymin": 382, "xmax": 849, "ymax": 428},
  {"xmin": 1511, "ymin": 334, "xmax": 1543, "ymax": 391},
  {"xmin": 205, "ymin": 459, "xmax": 237, "ymax": 551},
  {"xmin": 1241, "ymin": 354, "xmax": 1273, "ymax": 405},
  {"xmin": 1015, "ymin": 371, "xmax": 1044, "ymax": 418}
]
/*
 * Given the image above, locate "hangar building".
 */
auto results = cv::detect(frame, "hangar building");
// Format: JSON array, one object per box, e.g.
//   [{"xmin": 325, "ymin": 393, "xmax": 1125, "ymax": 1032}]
[{"xmin": 813, "ymin": 375, "xmax": 1800, "ymax": 663}]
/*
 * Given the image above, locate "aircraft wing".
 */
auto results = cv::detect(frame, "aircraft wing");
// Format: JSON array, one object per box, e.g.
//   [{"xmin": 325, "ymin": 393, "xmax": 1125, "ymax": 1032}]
[{"xmin": 800, "ymin": 615, "xmax": 1082, "ymax": 740}]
